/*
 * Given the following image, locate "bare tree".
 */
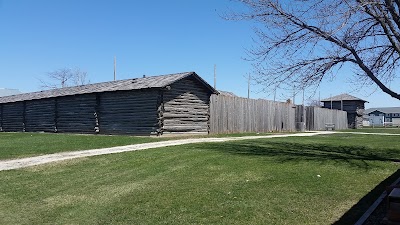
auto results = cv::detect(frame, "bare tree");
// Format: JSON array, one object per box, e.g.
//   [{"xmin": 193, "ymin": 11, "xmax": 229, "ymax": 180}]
[
  {"xmin": 306, "ymin": 99, "xmax": 323, "ymax": 107},
  {"xmin": 71, "ymin": 68, "xmax": 89, "ymax": 86},
  {"xmin": 229, "ymin": 0, "xmax": 400, "ymax": 100},
  {"xmin": 40, "ymin": 68, "xmax": 90, "ymax": 89}
]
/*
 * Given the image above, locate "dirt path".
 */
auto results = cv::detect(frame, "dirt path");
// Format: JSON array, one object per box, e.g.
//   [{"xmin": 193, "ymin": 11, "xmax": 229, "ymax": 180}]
[{"xmin": 0, "ymin": 131, "xmax": 343, "ymax": 171}]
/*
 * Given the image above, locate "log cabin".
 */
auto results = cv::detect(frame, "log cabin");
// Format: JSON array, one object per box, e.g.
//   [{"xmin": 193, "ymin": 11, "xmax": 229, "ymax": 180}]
[{"xmin": 0, "ymin": 72, "xmax": 218, "ymax": 135}]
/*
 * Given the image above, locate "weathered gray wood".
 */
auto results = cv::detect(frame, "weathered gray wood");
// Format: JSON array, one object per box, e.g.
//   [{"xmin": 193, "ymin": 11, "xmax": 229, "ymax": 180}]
[
  {"xmin": 56, "ymin": 94, "xmax": 96, "ymax": 133},
  {"xmin": 209, "ymin": 95, "xmax": 347, "ymax": 133},
  {"xmin": 209, "ymin": 95, "xmax": 297, "ymax": 134},
  {"xmin": 161, "ymin": 77, "xmax": 211, "ymax": 134},
  {"xmin": 323, "ymin": 99, "xmax": 365, "ymax": 129},
  {"xmin": 305, "ymin": 106, "xmax": 347, "ymax": 130},
  {"xmin": 0, "ymin": 73, "xmax": 216, "ymax": 136},
  {"xmin": 99, "ymin": 90, "xmax": 159, "ymax": 135},
  {"xmin": 25, "ymin": 98, "xmax": 56, "ymax": 132},
  {"xmin": 0, "ymin": 104, "xmax": 3, "ymax": 131},
  {"xmin": 1, "ymin": 102, "xmax": 24, "ymax": 132}
]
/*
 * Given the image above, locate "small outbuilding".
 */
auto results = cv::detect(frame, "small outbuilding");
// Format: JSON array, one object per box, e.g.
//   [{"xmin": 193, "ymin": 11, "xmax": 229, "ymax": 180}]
[
  {"xmin": 0, "ymin": 72, "xmax": 218, "ymax": 135},
  {"xmin": 321, "ymin": 93, "xmax": 367, "ymax": 129}
]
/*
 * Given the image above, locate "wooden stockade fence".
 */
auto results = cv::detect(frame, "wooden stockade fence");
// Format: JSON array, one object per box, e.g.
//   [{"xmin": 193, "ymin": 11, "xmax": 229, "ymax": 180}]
[
  {"xmin": 209, "ymin": 95, "xmax": 348, "ymax": 134},
  {"xmin": 209, "ymin": 95, "xmax": 296, "ymax": 134},
  {"xmin": 305, "ymin": 106, "xmax": 348, "ymax": 131}
]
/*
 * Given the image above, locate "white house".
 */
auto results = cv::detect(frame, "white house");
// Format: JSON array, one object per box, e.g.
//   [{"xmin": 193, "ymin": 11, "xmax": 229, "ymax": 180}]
[{"xmin": 364, "ymin": 107, "xmax": 400, "ymax": 126}]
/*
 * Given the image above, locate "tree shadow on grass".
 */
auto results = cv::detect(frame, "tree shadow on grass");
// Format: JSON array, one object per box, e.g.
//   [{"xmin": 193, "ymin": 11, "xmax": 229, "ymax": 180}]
[
  {"xmin": 333, "ymin": 169, "xmax": 400, "ymax": 225},
  {"xmin": 207, "ymin": 141, "xmax": 400, "ymax": 170},
  {"xmin": 205, "ymin": 140, "xmax": 400, "ymax": 224}
]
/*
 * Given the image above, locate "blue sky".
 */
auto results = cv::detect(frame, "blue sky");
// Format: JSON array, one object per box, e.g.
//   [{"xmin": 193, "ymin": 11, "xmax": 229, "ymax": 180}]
[{"xmin": 0, "ymin": 0, "xmax": 399, "ymax": 108}]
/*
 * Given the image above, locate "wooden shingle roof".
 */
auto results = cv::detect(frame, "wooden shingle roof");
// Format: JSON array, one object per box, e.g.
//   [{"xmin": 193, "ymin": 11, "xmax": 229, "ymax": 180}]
[
  {"xmin": 0, "ymin": 72, "xmax": 218, "ymax": 104},
  {"xmin": 321, "ymin": 93, "xmax": 367, "ymax": 102}
]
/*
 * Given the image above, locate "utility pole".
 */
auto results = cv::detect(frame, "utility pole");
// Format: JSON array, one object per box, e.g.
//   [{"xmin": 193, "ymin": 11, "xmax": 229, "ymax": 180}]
[
  {"xmin": 214, "ymin": 64, "xmax": 216, "ymax": 89},
  {"xmin": 302, "ymin": 88, "xmax": 306, "ymax": 131},
  {"xmin": 247, "ymin": 73, "xmax": 251, "ymax": 99},
  {"xmin": 292, "ymin": 85, "xmax": 296, "ymax": 104},
  {"xmin": 318, "ymin": 91, "xmax": 321, "ymax": 107},
  {"xmin": 114, "ymin": 56, "xmax": 117, "ymax": 81}
]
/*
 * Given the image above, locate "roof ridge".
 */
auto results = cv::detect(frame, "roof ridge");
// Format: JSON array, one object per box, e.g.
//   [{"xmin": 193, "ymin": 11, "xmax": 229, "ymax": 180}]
[
  {"xmin": 0, "ymin": 71, "xmax": 213, "ymax": 104},
  {"xmin": 321, "ymin": 93, "xmax": 367, "ymax": 102}
]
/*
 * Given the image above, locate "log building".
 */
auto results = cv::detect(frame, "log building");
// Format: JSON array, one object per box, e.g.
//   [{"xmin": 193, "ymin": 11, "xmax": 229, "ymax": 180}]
[
  {"xmin": 0, "ymin": 72, "xmax": 217, "ymax": 135},
  {"xmin": 321, "ymin": 93, "xmax": 367, "ymax": 129}
]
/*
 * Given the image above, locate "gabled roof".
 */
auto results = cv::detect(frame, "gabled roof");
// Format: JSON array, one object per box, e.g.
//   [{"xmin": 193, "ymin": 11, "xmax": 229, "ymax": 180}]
[
  {"xmin": 321, "ymin": 93, "xmax": 368, "ymax": 102},
  {"xmin": 0, "ymin": 72, "xmax": 218, "ymax": 104},
  {"xmin": 365, "ymin": 107, "xmax": 400, "ymax": 114}
]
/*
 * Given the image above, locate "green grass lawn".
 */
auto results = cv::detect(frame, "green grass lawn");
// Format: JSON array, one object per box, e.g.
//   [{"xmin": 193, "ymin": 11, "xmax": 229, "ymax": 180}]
[
  {"xmin": 0, "ymin": 133, "xmax": 399, "ymax": 224},
  {"xmin": 0, "ymin": 132, "xmax": 277, "ymax": 160},
  {"xmin": 341, "ymin": 127, "xmax": 400, "ymax": 134},
  {"xmin": 0, "ymin": 132, "xmax": 164, "ymax": 160}
]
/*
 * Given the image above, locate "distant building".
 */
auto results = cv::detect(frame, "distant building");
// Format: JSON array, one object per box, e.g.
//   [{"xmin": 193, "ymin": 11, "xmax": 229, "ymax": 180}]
[
  {"xmin": 321, "ymin": 93, "xmax": 368, "ymax": 129},
  {"xmin": 364, "ymin": 107, "xmax": 400, "ymax": 126},
  {"xmin": 0, "ymin": 88, "xmax": 21, "ymax": 97},
  {"xmin": 217, "ymin": 90, "xmax": 237, "ymax": 97}
]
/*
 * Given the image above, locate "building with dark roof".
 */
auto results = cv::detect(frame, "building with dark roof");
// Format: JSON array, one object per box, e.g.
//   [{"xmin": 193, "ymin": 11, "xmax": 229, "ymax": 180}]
[
  {"xmin": 364, "ymin": 107, "xmax": 400, "ymax": 126},
  {"xmin": 217, "ymin": 90, "xmax": 237, "ymax": 97},
  {"xmin": 321, "ymin": 93, "xmax": 367, "ymax": 128},
  {"xmin": 0, "ymin": 72, "xmax": 218, "ymax": 135}
]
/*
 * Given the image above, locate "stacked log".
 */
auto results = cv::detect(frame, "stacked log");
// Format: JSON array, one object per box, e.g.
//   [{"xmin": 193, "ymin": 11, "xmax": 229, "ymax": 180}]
[
  {"xmin": 25, "ymin": 98, "xmax": 56, "ymax": 132},
  {"xmin": 0, "ymin": 74, "xmax": 216, "ymax": 135},
  {"xmin": 162, "ymin": 78, "xmax": 211, "ymax": 135},
  {"xmin": 1, "ymin": 102, "xmax": 24, "ymax": 132},
  {"xmin": 99, "ymin": 90, "xmax": 159, "ymax": 135},
  {"xmin": 56, "ymin": 94, "xmax": 96, "ymax": 133}
]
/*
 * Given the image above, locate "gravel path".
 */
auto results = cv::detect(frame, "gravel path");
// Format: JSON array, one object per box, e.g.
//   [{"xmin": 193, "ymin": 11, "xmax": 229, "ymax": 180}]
[{"xmin": 0, "ymin": 131, "xmax": 336, "ymax": 171}]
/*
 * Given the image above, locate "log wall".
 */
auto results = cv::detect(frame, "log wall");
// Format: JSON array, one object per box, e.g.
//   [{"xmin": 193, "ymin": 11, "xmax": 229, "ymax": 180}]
[
  {"xmin": 99, "ymin": 90, "xmax": 159, "ymax": 135},
  {"xmin": 25, "ymin": 98, "xmax": 56, "ymax": 132},
  {"xmin": 0, "ymin": 76, "xmax": 213, "ymax": 135},
  {"xmin": 1, "ymin": 102, "xmax": 24, "ymax": 132},
  {"xmin": 56, "ymin": 94, "xmax": 97, "ymax": 133},
  {"xmin": 0, "ymin": 104, "xmax": 2, "ymax": 131},
  {"xmin": 0, "ymin": 77, "xmax": 348, "ymax": 135},
  {"xmin": 162, "ymin": 78, "xmax": 211, "ymax": 134}
]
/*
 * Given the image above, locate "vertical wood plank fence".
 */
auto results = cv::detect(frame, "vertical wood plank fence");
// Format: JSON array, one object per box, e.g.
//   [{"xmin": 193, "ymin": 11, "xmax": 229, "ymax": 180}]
[
  {"xmin": 305, "ymin": 106, "xmax": 348, "ymax": 131},
  {"xmin": 209, "ymin": 95, "xmax": 347, "ymax": 134}
]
